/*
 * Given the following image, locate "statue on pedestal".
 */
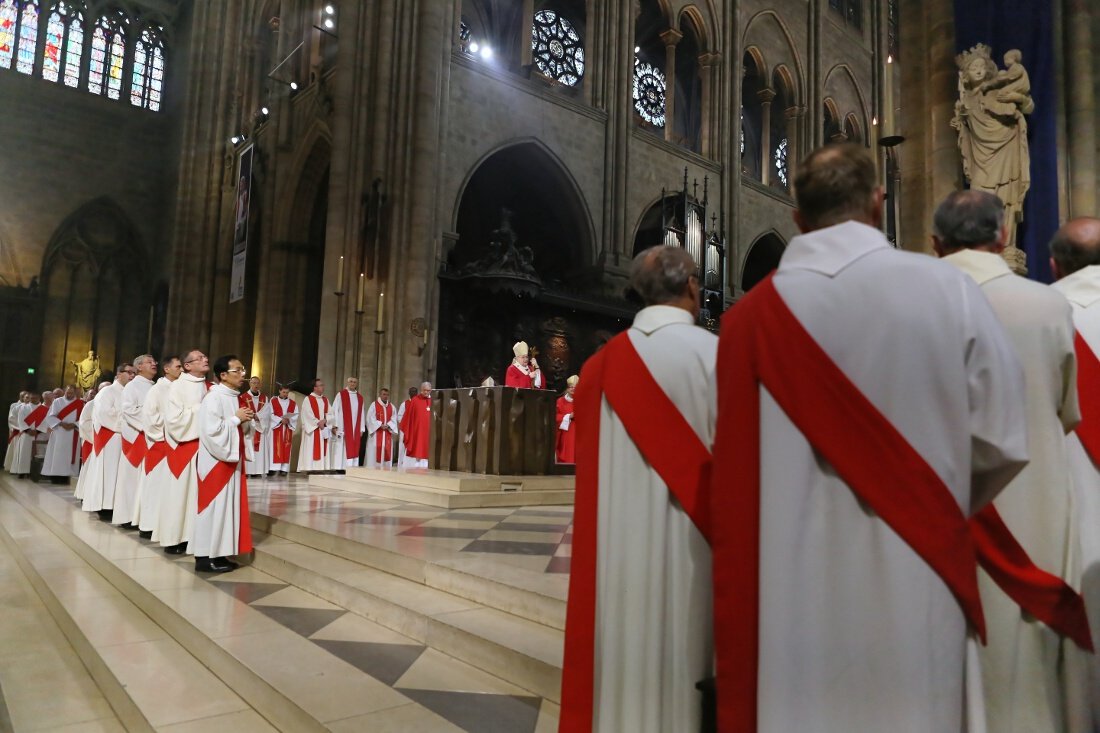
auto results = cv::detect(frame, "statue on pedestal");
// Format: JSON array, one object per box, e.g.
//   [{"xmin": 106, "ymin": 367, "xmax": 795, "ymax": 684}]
[
  {"xmin": 952, "ymin": 44, "xmax": 1034, "ymax": 273},
  {"xmin": 71, "ymin": 350, "xmax": 101, "ymax": 391}
]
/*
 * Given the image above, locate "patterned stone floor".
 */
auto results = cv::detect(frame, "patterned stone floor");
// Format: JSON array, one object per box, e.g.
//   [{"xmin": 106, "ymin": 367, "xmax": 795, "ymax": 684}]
[{"xmin": 16, "ymin": 475, "xmax": 565, "ymax": 732}]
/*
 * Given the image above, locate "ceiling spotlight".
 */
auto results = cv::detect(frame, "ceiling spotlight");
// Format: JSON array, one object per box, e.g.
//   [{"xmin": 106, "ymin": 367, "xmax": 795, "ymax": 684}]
[
  {"xmin": 634, "ymin": 46, "xmax": 640, "ymax": 53},
  {"xmin": 260, "ymin": 106, "xmax": 270, "ymax": 116},
  {"xmin": 289, "ymin": 81, "xmax": 298, "ymax": 90},
  {"xmin": 230, "ymin": 134, "xmax": 242, "ymax": 145},
  {"xmin": 469, "ymin": 40, "xmax": 479, "ymax": 53},
  {"xmin": 324, "ymin": 4, "xmax": 335, "ymax": 14},
  {"xmin": 323, "ymin": 17, "xmax": 334, "ymax": 29},
  {"xmin": 479, "ymin": 45, "xmax": 492, "ymax": 60}
]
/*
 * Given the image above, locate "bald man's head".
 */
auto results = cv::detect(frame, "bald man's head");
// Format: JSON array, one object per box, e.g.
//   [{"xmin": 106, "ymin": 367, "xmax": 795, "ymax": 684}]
[{"xmin": 1050, "ymin": 218, "xmax": 1100, "ymax": 280}]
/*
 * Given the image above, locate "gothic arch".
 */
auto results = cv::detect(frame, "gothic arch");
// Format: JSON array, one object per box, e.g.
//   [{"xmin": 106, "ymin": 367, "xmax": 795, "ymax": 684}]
[
  {"xmin": 274, "ymin": 121, "xmax": 333, "ymax": 243},
  {"xmin": 823, "ymin": 63, "xmax": 870, "ymax": 144},
  {"xmin": 742, "ymin": 10, "xmax": 805, "ymax": 105},
  {"xmin": 678, "ymin": 5, "xmax": 711, "ymax": 52},
  {"xmin": 740, "ymin": 230, "xmax": 787, "ymax": 292}
]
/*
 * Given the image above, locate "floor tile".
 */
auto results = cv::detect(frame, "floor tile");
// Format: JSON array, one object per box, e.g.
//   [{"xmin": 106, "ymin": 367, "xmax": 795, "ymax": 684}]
[
  {"xmin": 64, "ymin": 593, "xmax": 169, "ymax": 648},
  {"xmin": 399, "ymin": 689, "xmax": 541, "ymax": 733},
  {"xmin": 209, "ymin": 580, "xmax": 289, "ymax": 605},
  {"xmin": 35, "ymin": 719, "xmax": 127, "ymax": 733},
  {"xmin": 158, "ymin": 709, "xmax": 279, "ymax": 733},
  {"xmin": 149, "ymin": 586, "xmax": 284, "ymax": 639},
  {"xmin": 493, "ymin": 521, "xmax": 572, "ymax": 533},
  {"xmin": 253, "ymin": 606, "xmax": 347, "ymax": 637},
  {"xmin": 475, "ymin": 530, "xmax": 564, "ymax": 544},
  {"xmin": 462, "ymin": 540, "xmax": 560, "ymax": 556},
  {"xmin": 398, "ymin": 526, "xmax": 487, "ymax": 539},
  {"xmin": 313, "ymin": 640, "xmax": 426, "ymax": 685},
  {"xmin": 309, "ymin": 612, "xmax": 418, "ymax": 645},
  {"xmin": 250, "ymin": 585, "xmax": 343, "ymax": 610},
  {"xmin": 393, "ymin": 649, "xmax": 533, "ymax": 695},
  {"xmin": 324, "ymin": 702, "xmax": 464, "ymax": 733}
]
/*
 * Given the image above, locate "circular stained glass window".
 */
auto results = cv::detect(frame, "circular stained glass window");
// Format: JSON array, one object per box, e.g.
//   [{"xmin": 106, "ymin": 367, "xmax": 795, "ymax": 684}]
[
  {"xmin": 532, "ymin": 10, "xmax": 584, "ymax": 86},
  {"xmin": 774, "ymin": 138, "xmax": 789, "ymax": 187},
  {"xmin": 633, "ymin": 59, "xmax": 666, "ymax": 127}
]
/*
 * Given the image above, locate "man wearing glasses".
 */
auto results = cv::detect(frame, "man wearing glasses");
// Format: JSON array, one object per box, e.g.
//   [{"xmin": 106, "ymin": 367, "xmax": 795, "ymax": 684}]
[
  {"xmin": 113, "ymin": 355, "xmax": 157, "ymax": 529},
  {"xmin": 82, "ymin": 364, "xmax": 133, "ymax": 520},
  {"xmin": 160, "ymin": 350, "xmax": 209, "ymax": 555}
]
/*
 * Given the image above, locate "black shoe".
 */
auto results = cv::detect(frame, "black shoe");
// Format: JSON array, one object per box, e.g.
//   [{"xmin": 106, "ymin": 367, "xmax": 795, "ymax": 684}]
[
  {"xmin": 196, "ymin": 557, "xmax": 234, "ymax": 573},
  {"xmin": 267, "ymin": 471, "xmax": 276, "ymax": 477},
  {"xmin": 96, "ymin": 509, "xmax": 113, "ymax": 521},
  {"xmin": 124, "ymin": 522, "xmax": 140, "ymax": 531},
  {"xmin": 279, "ymin": 471, "xmax": 288, "ymax": 477},
  {"xmin": 217, "ymin": 557, "xmax": 240, "ymax": 570},
  {"xmin": 138, "ymin": 530, "xmax": 153, "ymax": 539},
  {"xmin": 163, "ymin": 542, "xmax": 188, "ymax": 555}
]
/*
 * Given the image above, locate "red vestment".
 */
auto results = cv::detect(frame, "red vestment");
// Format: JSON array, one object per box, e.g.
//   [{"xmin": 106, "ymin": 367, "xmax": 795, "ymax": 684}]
[
  {"xmin": 270, "ymin": 398, "xmax": 295, "ymax": 464},
  {"xmin": 338, "ymin": 389, "xmax": 364, "ymax": 461},
  {"xmin": 555, "ymin": 395, "xmax": 575, "ymax": 463},
  {"xmin": 239, "ymin": 391, "xmax": 267, "ymax": 451},
  {"xmin": 505, "ymin": 363, "xmax": 542, "ymax": 389},
  {"xmin": 399, "ymin": 394, "xmax": 432, "ymax": 459}
]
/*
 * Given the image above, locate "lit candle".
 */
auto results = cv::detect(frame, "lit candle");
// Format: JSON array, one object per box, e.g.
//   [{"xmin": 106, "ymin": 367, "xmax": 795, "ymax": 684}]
[
  {"xmin": 883, "ymin": 55, "xmax": 895, "ymax": 138},
  {"xmin": 423, "ymin": 327, "xmax": 429, "ymax": 347},
  {"xmin": 356, "ymin": 273, "xmax": 365, "ymax": 312},
  {"xmin": 376, "ymin": 292, "xmax": 384, "ymax": 331},
  {"xmin": 336, "ymin": 255, "xmax": 344, "ymax": 292}
]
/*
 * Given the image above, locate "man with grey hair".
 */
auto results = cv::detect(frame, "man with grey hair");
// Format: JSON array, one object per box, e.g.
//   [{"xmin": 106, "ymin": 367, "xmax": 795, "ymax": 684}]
[
  {"xmin": 560, "ymin": 244, "xmax": 715, "ymax": 733},
  {"xmin": 112, "ymin": 354, "xmax": 157, "ymax": 528},
  {"xmin": 936, "ymin": 190, "xmax": 1091, "ymax": 733},
  {"xmin": 399, "ymin": 381, "xmax": 433, "ymax": 468},
  {"xmin": 1049, "ymin": 216, "xmax": 1100, "ymax": 727},
  {"xmin": 708, "ymin": 144, "xmax": 1029, "ymax": 732},
  {"xmin": 82, "ymin": 363, "xmax": 134, "ymax": 519},
  {"xmin": 42, "ymin": 384, "xmax": 83, "ymax": 482}
]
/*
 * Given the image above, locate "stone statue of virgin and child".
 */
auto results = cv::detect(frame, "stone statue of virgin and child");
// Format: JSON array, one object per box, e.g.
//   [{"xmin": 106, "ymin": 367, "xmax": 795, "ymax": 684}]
[{"xmin": 952, "ymin": 44, "xmax": 1034, "ymax": 271}]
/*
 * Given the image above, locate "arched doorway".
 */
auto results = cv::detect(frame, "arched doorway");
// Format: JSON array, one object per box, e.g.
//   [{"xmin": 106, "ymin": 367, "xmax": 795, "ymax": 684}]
[
  {"xmin": 440, "ymin": 141, "xmax": 616, "ymax": 389},
  {"xmin": 741, "ymin": 232, "xmax": 786, "ymax": 292}
]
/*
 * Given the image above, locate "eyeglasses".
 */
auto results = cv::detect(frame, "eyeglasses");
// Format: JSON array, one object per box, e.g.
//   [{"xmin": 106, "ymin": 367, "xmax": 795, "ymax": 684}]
[
  {"xmin": 226, "ymin": 368, "xmax": 248, "ymax": 375},
  {"xmin": 184, "ymin": 356, "xmax": 208, "ymax": 364}
]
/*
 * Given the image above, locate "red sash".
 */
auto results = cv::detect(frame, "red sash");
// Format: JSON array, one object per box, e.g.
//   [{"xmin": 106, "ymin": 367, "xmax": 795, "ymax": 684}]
[
  {"xmin": 93, "ymin": 428, "xmax": 116, "ymax": 456},
  {"xmin": 711, "ymin": 276, "xmax": 986, "ymax": 733},
  {"xmin": 372, "ymin": 400, "xmax": 394, "ymax": 464},
  {"xmin": 7, "ymin": 429, "xmax": 20, "ymax": 445},
  {"xmin": 240, "ymin": 392, "xmax": 267, "ymax": 451},
  {"xmin": 23, "ymin": 404, "xmax": 47, "ymax": 429},
  {"xmin": 560, "ymin": 334, "xmax": 712, "ymax": 732},
  {"xmin": 144, "ymin": 440, "xmax": 169, "ymax": 474},
  {"xmin": 270, "ymin": 398, "xmax": 295, "ymax": 463},
  {"xmin": 122, "ymin": 433, "xmax": 148, "ymax": 468},
  {"xmin": 307, "ymin": 395, "xmax": 329, "ymax": 461},
  {"xmin": 197, "ymin": 428, "xmax": 252, "ymax": 554},
  {"xmin": 167, "ymin": 438, "xmax": 200, "ymax": 478},
  {"xmin": 57, "ymin": 399, "xmax": 83, "ymax": 421},
  {"xmin": 971, "ymin": 505, "xmax": 1093, "ymax": 650},
  {"xmin": 1073, "ymin": 332, "xmax": 1100, "ymax": 464},
  {"xmin": 341, "ymin": 390, "xmax": 364, "ymax": 460},
  {"xmin": 81, "ymin": 440, "xmax": 92, "ymax": 462}
]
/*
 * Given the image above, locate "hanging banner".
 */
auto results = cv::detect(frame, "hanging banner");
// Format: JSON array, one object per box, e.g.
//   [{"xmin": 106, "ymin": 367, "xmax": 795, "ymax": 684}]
[
  {"xmin": 953, "ymin": 0, "xmax": 1056, "ymax": 283},
  {"xmin": 229, "ymin": 143, "xmax": 254, "ymax": 303}
]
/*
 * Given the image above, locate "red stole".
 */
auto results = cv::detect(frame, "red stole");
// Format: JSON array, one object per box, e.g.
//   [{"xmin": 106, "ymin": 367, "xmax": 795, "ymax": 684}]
[
  {"xmin": 554, "ymin": 395, "xmax": 576, "ymax": 463},
  {"xmin": 24, "ymin": 404, "xmax": 47, "ymax": 429},
  {"xmin": 340, "ymin": 390, "xmax": 364, "ymax": 460},
  {"xmin": 1073, "ymin": 331, "xmax": 1100, "ymax": 464},
  {"xmin": 59, "ymin": 400, "xmax": 85, "ymax": 463},
  {"xmin": 122, "ymin": 433, "xmax": 148, "ymax": 468},
  {"xmin": 167, "ymin": 439, "xmax": 200, "ymax": 478},
  {"xmin": 399, "ymin": 395, "xmax": 432, "ymax": 459},
  {"xmin": 711, "ymin": 276, "xmax": 988, "ymax": 732},
  {"xmin": 93, "ymin": 428, "xmax": 116, "ymax": 456},
  {"xmin": 371, "ymin": 400, "xmax": 394, "ymax": 463},
  {"xmin": 240, "ymin": 392, "xmax": 267, "ymax": 451},
  {"xmin": 197, "ymin": 427, "xmax": 252, "ymax": 554},
  {"xmin": 144, "ymin": 440, "xmax": 169, "ymax": 474},
  {"xmin": 560, "ymin": 333, "xmax": 712, "ymax": 732},
  {"xmin": 270, "ymin": 398, "xmax": 295, "ymax": 463},
  {"xmin": 307, "ymin": 394, "xmax": 329, "ymax": 460}
]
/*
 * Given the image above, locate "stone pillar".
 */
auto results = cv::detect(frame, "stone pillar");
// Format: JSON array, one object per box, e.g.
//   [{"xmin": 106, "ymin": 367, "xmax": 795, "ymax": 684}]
[
  {"xmin": 1066, "ymin": 0, "xmax": 1097, "ymax": 215},
  {"xmin": 698, "ymin": 52, "xmax": 720, "ymax": 158},
  {"xmin": 660, "ymin": 28, "xmax": 682, "ymax": 142},
  {"xmin": 785, "ymin": 105, "xmax": 805, "ymax": 182},
  {"xmin": 758, "ymin": 87, "xmax": 776, "ymax": 185},
  {"xmin": 521, "ymin": 0, "xmax": 535, "ymax": 68},
  {"xmin": 927, "ymin": 0, "xmax": 958, "ymax": 208}
]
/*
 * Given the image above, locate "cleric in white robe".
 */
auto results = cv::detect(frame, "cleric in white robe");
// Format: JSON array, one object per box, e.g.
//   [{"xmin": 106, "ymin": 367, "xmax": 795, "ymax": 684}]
[
  {"xmin": 74, "ymin": 384, "xmax": 106, "ymax": 501},
  {"xmin": 7, "ymin": 397, "xmax": 37, "ymax": 477},
  {"xmin": 190, "ymin": 355, "xmax": 254, "ymax": 573},
  {"xmin": 1050, "ymin": 217, "xmax": 1100, "ymax": 730},
  {"xmin": 134, "ymin": 356, "xmax": 181, "ymax": 539},
  {"xmin": 296, "ymin": 379, "xmax": 331, "ymax": 473},
  {"xmin": 82, "ymin": 365, "xmax": 134, "ymax": 516},
  {"xmin": 365, "ymin": 388, "xmax": 397, "ymax": 469},
  {"xmin": 560, "ymin": 246, "xmax": 715, "ymax": 733},
  {"xmin": 937, "ymin": 192, "xmax": 1092, "ymax": 733},
  {"xmin": 395, "ymin": 387, "xmax": 416, "ymax": 466},
  {"xmin": 709, "ymin": 145, "xmax": 1028, "ymax": 733},
  {"xmin": 333, "ymin": 377, "xmax": 366, "ymax": 469},
  {"xmin": 4, "ymin": 391, "xmax": 27, "ymax": 473},
  {"xmin": 113, "ymin": 355, "xmax": 157, "ymax": 527},
  {"xmin": 266, "ymin": 384, "xmax": 297, "ymax": 474},
  {"xmin": 158, "ymin": 351, "xmax": 209, "ymax": 553},
  {"xmin": 41, "ymin": 385, "xmax": 83, "ymax": 479},
  {"xmin": 241, "ymin": 376, "xmax": 270, "ymax": 477}
]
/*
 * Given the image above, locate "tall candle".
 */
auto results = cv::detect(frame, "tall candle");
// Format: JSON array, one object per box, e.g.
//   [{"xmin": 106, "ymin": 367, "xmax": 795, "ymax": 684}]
[
  {"xmin": 376, "ymin": 292, "xmax": 384, "ymax": 331},
  {"xmin": 356, "ymin": 273, "xmax": 365, "ymax": 312},
  {"xmin": 336, "ymin": 255, "xmax": 344, "ymax": 292},
  {"xmin": 883, "ymin": 55, "xmax": 895, "ymax": 137}
]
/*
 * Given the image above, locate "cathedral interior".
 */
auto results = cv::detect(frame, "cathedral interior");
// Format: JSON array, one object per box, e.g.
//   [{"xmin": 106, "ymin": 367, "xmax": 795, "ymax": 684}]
[{"xmin": 1, "ymin": 0, "xmax": 1099, "ymax": 728}]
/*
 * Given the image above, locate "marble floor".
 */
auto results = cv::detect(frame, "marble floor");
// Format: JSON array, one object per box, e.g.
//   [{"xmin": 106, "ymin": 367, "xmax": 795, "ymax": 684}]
[{"xmin": 0, "ymin": 473, "xmax": 570, "ymax": 732}]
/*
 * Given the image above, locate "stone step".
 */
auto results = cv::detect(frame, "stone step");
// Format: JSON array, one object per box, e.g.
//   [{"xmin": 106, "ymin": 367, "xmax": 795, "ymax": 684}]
[
  {"xmin": 250, "ymin": 534, "xmax": 564, "ymax": 704},
  {"xmin": 0, "ymin": 489, "xmax": 277, "ymax": 733},
  {"xmin": 250, "ymin": 509, "xmax": 567, "ymax": 630},
  {"xmin": 345, "ymin": 467, "xmax": 574, "ymax": 494},
  {"xmin": 309, "ymin": 474, "xmax": 575, "ymax": 509}
]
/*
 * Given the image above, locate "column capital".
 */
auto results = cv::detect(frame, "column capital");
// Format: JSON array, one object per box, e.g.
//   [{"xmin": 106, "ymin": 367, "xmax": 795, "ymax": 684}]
[
  {"xmin": 757, "ymin": 87, "xmax": 776, "ymax": 105},
  {"xmin": 697, "ymin": 51, "xmax": 721, "ymax": 68},
  {"xmin": 784, "ymin": 105, "xmax": 805, "ymax": 120},
  {"xmin": 659, "ymin": 28, "xmax": 683, "ymax": 47}
]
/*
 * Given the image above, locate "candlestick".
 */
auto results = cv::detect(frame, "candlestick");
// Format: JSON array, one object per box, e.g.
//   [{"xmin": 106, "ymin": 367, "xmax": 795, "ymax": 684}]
[
  {"xmin": 883, "ymin": 55, "xmax": 895, "ymax": 138},
  {"xmin": 356, "ymin": 273, "xmax": 365, "ymax": 312},
  {"xmin": 376, "ymin": 292, "xmax": 384, "ymax": 331},
  {"xmin": 336, "ymin": 255, "xmax": 344, "ymax": 293}
]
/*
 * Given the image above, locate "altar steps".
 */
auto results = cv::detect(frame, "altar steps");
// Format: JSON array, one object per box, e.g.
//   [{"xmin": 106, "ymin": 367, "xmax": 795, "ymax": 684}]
[{"xmin": 309, "ymin": 468, "xmax": 575, "ymax": 509}]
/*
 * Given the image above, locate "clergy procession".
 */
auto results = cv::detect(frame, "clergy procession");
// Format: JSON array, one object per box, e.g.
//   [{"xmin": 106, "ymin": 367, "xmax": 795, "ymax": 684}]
[{"xmin": 5, "ymin": 143, "xmax": 1100, "ymax": 731}]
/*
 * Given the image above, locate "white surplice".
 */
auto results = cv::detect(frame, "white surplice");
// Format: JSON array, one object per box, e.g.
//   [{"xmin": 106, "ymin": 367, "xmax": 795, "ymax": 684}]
[
  {"xmin": 134, "ymin": 377, "xmax": 172, "ymax": 536},
  {"xmin": 592, "ymin": 305, "xmax": 715, "ymax": 733},
  {"xmin": 751, "ymin": 222, "xmax": 1028, "ymax": 733},
  {"xmin": 41, "ymin": 397, "xmax": 81, "ymax": 477},
  {"xmin": 241, "ymin": 391, "xmax": 270, "ymax": 475},
  {"xmin": 6, "ymin": 402, "xmax": 34, "ymax": 475},
  {"xmin": 265, "ymin": 397, "xmax": 297, "ymax": 472},
  {"xmin": 112, "ymin": 375, "xmax": 154, "ymax": 526},
  {"xmin": 158, "ymin": 373, "xmax": 207, "ymax": 548},
  {"xmin": 296, "ymin": 394, "xmax": 331, "ymax": 472},
  {"xmin": 82, "ymin": 381, "xmax": 125, "ymax": 512},
  {"xmin": 332, "ymin": 389, "xmax": 365, "ymax": 468},
  {"xmin": 395, "ymin": 399, "xmax": 410, "ymax": 466},
  {"xmin": 1052, "ymin": 264, "xmax": 1100, "ymax": 730},
  {"xmin": 365, "ymin": 398, "xmax": 397, "ymax": 468},
  {"xmin": 190, "ymin": 384, "xmax": 252, "ymax": 559},
  {"xmin": 946, "ymin": 249, "xmax": 1090, "ymax": 733},
  {"xmin": 3, "ymin": 400, "xmax": 20, "ymax": 472},
  {"xmin": 73, "ymin": 393, "xmax": 98, "ymax": 500}
]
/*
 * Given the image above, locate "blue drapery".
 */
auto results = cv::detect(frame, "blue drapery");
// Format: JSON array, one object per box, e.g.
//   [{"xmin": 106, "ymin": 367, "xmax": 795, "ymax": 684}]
[{"xmin": 953, "ymin": 0, "xmax": 1057, "ymax": 282}]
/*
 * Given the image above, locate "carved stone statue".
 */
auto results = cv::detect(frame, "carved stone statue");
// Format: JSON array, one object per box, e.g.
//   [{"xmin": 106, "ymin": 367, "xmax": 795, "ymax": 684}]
[
  {"xmin": 72, "ymin": 350, "xmax": 101, "ymax": 390},
  {"xmin": 457, "ymin": 207, "xmax": 539, "ymax": 282},
  {"xmin": 952, "ymin": 44, "xmax": 1034, "ymax": 271}
]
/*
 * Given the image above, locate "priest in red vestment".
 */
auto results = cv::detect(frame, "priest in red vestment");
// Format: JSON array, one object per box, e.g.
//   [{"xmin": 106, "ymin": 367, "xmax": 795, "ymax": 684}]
[
  {"xmin": 399, "ymin": 382, "xmax": 432, "ymax": 468},
  {"xmin": 555, "ymin": 375, "xmax": 578, "ymax": 463},
  {"xmin": 505, "ymin": 341, "xmax": 543, "ymax": 389}
]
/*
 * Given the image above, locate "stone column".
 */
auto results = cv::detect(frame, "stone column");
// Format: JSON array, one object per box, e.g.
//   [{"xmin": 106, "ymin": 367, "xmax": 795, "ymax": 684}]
[
  {"xmin": 521, "ymin": 0, "xmax": 535, "ymax": 69},
  {"xmin": 660, "ymin": 28, "xmax": 682, "ymax": 142},
  {"xmin": 785, "ymin": 105, "xmax": 805, "ymax": 182},
  {"xmin": 698, "ymin": 52, "xmax": 720, "ymax": 157},
  {"xmin": 758, "ymin": 87, "xmax": 776, "ymax": 185},
  {"xmin": 1066, "ymin": 0, "xmax": 1096, "ymax": 215},
  {"xmin": 927, "ymin": 0, "xmax": 958, "ymax": 208}
]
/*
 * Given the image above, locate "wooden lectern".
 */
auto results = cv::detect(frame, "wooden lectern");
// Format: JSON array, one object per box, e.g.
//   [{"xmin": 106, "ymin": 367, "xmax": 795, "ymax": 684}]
[{"xmin": 428, "ymin": 387, "xmax": 569, "ymax": 476}]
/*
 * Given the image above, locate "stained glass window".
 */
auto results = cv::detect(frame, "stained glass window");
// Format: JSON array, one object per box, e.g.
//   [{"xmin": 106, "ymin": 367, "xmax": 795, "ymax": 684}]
[
  {"xmin": 88, "ymin": 13, "xmax": 123, "ymax": 96},
  {"xmin": 43, "ymin": 2, "xmax": 81, "ymax": 84},
  {"xmin": 633, "ymin": 58, "xmax": 665, "ymax": 127},
  {"xmin": 774, "ymin": 138, "xmax": 789, "ymax": 188},
  {"xmin": 106, "ymin": 21, "xmax": 123, "ymax": 98},
  {"xmin": 15, "ymin": 0, "xmax": 37, "ymax": 74},
  {"xmin": 0, "ymin": 0, "xmax": 18, "ymax": 69},
  {"xmin": 131, "ymin": 26, "xmax": 163, "ymax": 110},
  {"xmin": 531, "ymin": 9, "xmax": 583, "ymax": 87},
  {"xmin": 740, "ymin": 108, "xmax": 745, "ymax": 156}
]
